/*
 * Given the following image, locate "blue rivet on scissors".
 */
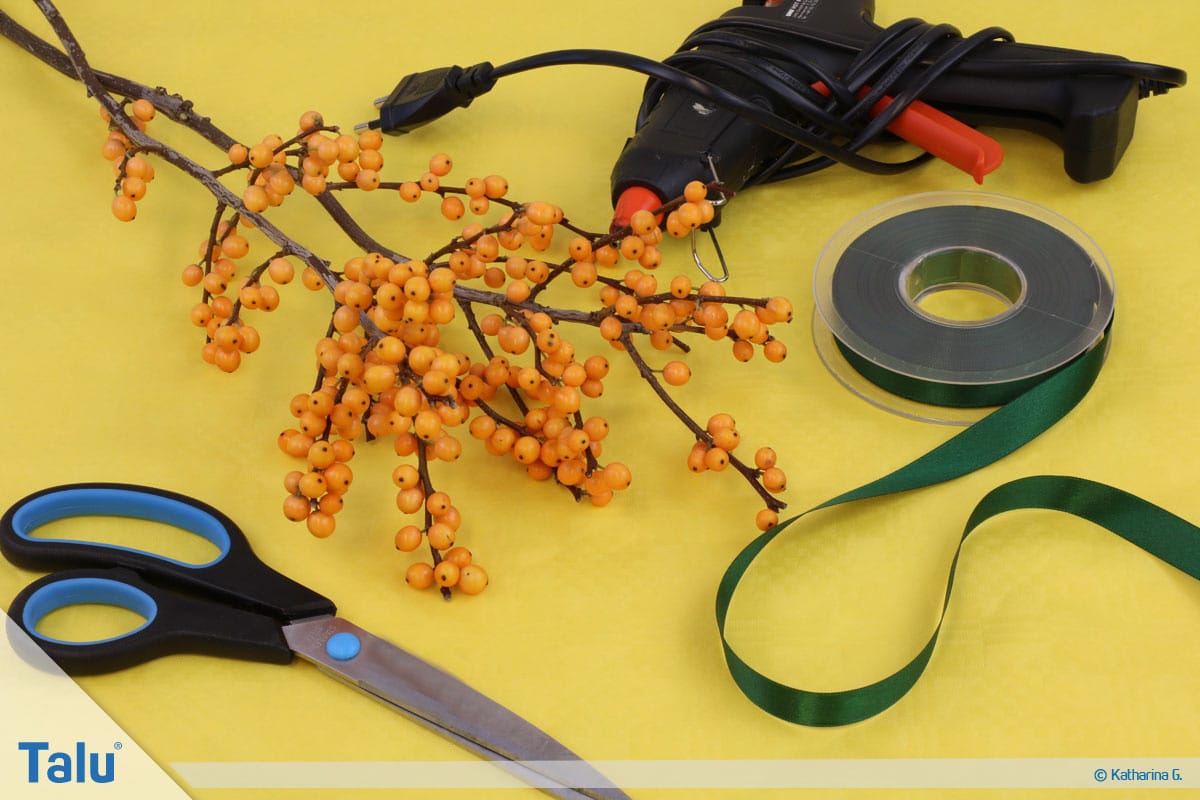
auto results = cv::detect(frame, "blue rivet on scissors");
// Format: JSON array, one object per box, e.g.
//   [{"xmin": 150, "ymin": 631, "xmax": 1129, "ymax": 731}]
[{"xmin": 325, "ymin": 631, "xmax": 361, "ymax": 661}]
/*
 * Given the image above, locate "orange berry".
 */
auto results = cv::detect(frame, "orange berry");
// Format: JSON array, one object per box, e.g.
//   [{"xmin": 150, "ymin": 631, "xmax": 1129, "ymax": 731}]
[
  {"xmin": 429, "ymin": 153, "xmax": 453, "ymax": 176},
  {"xmin": 761, "ymin": 467, "xmax": 787, "ymax": 493},
  {"xmin": 130, "ymin": 98, "xmax": 156, "ymax": 122},
  {"xmin": 406, "ymin": 562, "xmax": 435, "ymax": 590},
  {"xmin": 584, "ymin": 356, "xmax": 610, "ymax": 379},
  {"xmin": 614, "ymin": 294, "xmax": 639, "ymax": 320},
  {"xmin": 483, "ymin": 174, "xmax": 508, "ymax": 198},
  {"xmin": 355, "ymin": 169, "xmax": 381, "ymax": 191},
  {"xmin": 399, "ymin": 182, "xmax": 422, "ymax": 202},
  {"xmin": 121, "ymin": 175, "xmax": 147, "ymax": 200},
  {"xmin": 427, "ymin": 523, "xmax": 455, "ymax": 550},
  {"xmin": 711, "ymin": 426, "xmax": 740, "ymax": 452},
  {"xmin": 317, "ymin": 493, "xmax": 344, "ymax": 515},
  {"xmin": 670, "ymin": 275, "xmax": 693, "ymax": 299},
  {"xmin": 302, "ymin": 267, "xmax": 326, "ymax": 291},
  {"xmin": 181, "ymin": 264, "xmax": 204, "ymax": 287},
  {"xmin": 323, "ymin": 462, "xmax": 353, "ymax": 494},
  {"xmin": 506, "ymin": 280, "xmax": 531, "ymax": 303},
  {"xmin": 436, "ymin": 507, "xmax": 462, "ymax": 530},
  {"xmin": 662, "ymin": 361, "xmax": 691, "ymax": 386},
  {"xmin": 524, "ymin": 201, "xmax": 559, "ymax": 226},
  {"xmin": 707, "ymin": 413, "xmax": 736, "ymax": 434},
  {"xmin": 248, "ymin": 143, "xmax": 274, "ymax": 169},
  {"xmin": 331, "ymin": 438, "xmax": 355, "ymax": 461},
  {"xmin": 396, "ymin": 487, "xmax": 425, "ymax": 514},
  {"xmin": 301, "ymin": 174, "xmax": 327, "ymax": 195},
  {"xmin": 306, "ymin": 512, "xmax": 336, "ymax": 538},
  {"xmin": 704, "ymin": 446, "xmax": 730, "ymax": 471},
  {"xmin": 639, "ymin": 245, "xmax": 663, "ymax": 270},
  {"xmin": 202, "ymin": 273, "xmax": 229, "ymax": 297},
  {"xmin": 570, "ymin": 261, "xmax": 598, "ymax": 288},
  {"xmin": 512, "ymin": 436, "xmax": 542, "ymax": 465},
  {"xmin": 243, "ymin": 185, "xmax": 269, "ymax": 213},
  {"xmin": 675, "ymin": 202, "xmax": 703, "ymax": 230},
  {"xmin": 430, "ymin": 435, "xmax": 462, "ymax": 462},
  {"xmin": 335, "ymin": 134, "xmax": 359, "ymax": 162},
  {"xmin": 283, "ymin": 494, "xmax": 311, "ymax": 522},
  {"xmin": 101, "ymin": 136, "xmax": 127, "ymax": 161},
  {"xmin": 619, "ymin": 236, "xmax": 644, "ymax": 261},
  {"xmin": 419, "ymin": 172, "xmax": 440, "ymax": 191},
  {"xmin": 683, "ymin": 180, "xmax": 707, "ymax": 203},
  {"xmin": 526, "ymin": 462, "xmax": 554, "ymax": 481},
  {"xmin": 469, "ymin": 415, "xmax": 497, "ymax": 440},
  {"xmin": 307, "ymin": 440, "xmax": 336, "ymax": 470},
  {"xmin": 731, "ymin": 309, "xmax": 763, "ymax": 341},
  {"xmin": 487, "ymin": 426, "xmax": 517, "ymax": 455},
  {"xmin": 299, "ymin": 110, "xmax": 325, "ymax": 131},
  {"xmin": 766, "ymin": 296, "xmax": 794, "ymax": 322},
  {"xmin": 601, "ymin": 462, "xmax": 632, "ymax": 490},
  {"xmin": 433, "ymin": 561, "xmax": 460, "ymax": 587},
  {"xmin": 594, "ymin": 244, "xmax": 620, "ymax": 266},
  {"xmin": 555, "ymin": 459, "xmax": 586, "ymax": 486},
  {"xmin": 111, "ymin": 195, "xmax": 137, "ymax": 222},
  {"xmin": 221, "ymin": 233, "xmax": 250, "ymax": 259},
  {"xmin": 267, "ymin": 257, "xmax": 295, "ymax": 284},
  {"xmin": 732, "ymin": 339, "xmax": 755, "ymax": 362},
  {"xmin": 358, "ymin": 148, "xmax": 383, "ymax": 171},
  {"xmin": 426, "ymin": 491, "xmax": 452, "ymax": 516},
  {"xmin": 298, "ymin": 471, "xmax": 327, "ymax": 499},
  {"xmin": 755, "ymin": 508, "xmax": 780, "ymax": 531},
  {"xmin": 392, "ymin": 463, "xmax": 420, "ymax": 489},
  {"xmin": 443, "ymin": 546, "xmax": 473, "ymax": 569},
  {"xmin": 629, "ymin": 209, "xmax": 658, "ymax": 237},
  {"xmin": 599, "ymin": 316, "xmax": 624, "ymax": 341},
  {"xmin": 457, "ymin": 564, "xmax": 489, "ymax": 595}
]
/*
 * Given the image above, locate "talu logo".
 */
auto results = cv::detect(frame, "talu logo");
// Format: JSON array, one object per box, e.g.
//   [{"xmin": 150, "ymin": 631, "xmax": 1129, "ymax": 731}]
[{"xmin": 18, "ymin": 740, "xmax": 118, "ymax": 784}]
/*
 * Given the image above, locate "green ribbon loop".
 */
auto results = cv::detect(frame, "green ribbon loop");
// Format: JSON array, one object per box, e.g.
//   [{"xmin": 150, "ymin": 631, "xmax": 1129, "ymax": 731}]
[{"xmin": 716, "ymin": 329, "xmax": 1200, "ymax": 726}]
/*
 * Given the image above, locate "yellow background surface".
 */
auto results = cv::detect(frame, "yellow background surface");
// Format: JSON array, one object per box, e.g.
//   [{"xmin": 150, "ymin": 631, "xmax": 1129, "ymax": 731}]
[{"xmin": 1, "ymin": 1, "xmax": 1198, "ymax": 798}]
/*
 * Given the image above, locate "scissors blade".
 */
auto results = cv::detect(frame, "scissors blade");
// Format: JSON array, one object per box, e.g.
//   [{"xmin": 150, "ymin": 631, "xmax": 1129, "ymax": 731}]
[{"xmin": 283, "ymin": 616, "xmax": 632, "ymax": 800}]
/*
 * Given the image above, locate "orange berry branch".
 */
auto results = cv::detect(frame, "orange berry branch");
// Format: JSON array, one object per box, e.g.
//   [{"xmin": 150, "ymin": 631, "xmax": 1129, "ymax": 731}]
[{"xmin": 5, "ymin": 2, "xmax": 794, "ymax": 596}]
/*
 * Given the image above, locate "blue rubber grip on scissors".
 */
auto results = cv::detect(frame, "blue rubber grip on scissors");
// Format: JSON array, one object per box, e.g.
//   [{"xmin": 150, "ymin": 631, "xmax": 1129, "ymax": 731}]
[
  {"xmin": 22, "ymin": 575, "xmax": 157, "ymax": 645},
  {"xmin": 8, "ymin": 485, "xmax": 233, "ymax": 566},
  {"xmin": 1, "ymin": 483, "xmax": 334, "ymax": 621},
  {"xmin": 9, "ymin": 567, "xmax": 295, "ymax": 675}
]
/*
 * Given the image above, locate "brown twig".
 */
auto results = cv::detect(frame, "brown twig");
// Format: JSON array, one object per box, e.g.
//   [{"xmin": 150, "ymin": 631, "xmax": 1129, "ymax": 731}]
[
  {"xmin": 5, "ymin": 2, "xmax": 793, "ymax": 562},
  {"xmin": 619, "ymin": 329, "xmax": 786, "ymax": 512}
]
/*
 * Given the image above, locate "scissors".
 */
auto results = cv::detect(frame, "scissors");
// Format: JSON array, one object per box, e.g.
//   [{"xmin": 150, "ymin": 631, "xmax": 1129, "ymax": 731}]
[{"xmin": 1, "ymin": 482, "xmax": 632, "ymax": 800}]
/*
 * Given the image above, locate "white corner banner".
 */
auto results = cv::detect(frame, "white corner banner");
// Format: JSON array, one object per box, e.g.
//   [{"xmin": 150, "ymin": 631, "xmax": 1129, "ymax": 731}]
[{"xmin": 0, "ymin": 615, "xmax": 191, "ymax": 798}]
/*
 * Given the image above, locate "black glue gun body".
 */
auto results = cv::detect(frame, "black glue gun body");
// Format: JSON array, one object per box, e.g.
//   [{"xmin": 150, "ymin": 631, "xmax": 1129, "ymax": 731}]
[{"xmin": 610, "ymin": 0, "xmax": 1186, "ymax": 224}]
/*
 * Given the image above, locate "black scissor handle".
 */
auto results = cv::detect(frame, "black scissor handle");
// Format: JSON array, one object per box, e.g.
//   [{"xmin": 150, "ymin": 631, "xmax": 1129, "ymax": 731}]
[
  {"xmin": 1, "ymin": 483, "xmax": 335, "ymax": 621},
  {"xmin": 9, "ymin": 567, "xmax": 294, "ymax": 675}
]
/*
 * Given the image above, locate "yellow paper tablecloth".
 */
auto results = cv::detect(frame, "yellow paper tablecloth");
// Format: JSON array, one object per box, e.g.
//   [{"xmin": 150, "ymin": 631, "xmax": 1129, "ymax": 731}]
[{"xmin": 1, "ymin": 1, "xmax": 1197, "ymax": 798}]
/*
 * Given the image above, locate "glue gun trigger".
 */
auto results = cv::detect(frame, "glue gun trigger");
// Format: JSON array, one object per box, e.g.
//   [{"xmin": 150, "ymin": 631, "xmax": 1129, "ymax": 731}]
[{"xmin": 812, "ymin": 83, "xmax": 1004, "ymax": 184}]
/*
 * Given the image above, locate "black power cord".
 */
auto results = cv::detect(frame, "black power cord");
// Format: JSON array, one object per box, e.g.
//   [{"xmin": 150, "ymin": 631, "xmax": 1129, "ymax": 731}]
[{"xmin": 362, "ymin": 6, "xmax": 1185, "ymax": 190}]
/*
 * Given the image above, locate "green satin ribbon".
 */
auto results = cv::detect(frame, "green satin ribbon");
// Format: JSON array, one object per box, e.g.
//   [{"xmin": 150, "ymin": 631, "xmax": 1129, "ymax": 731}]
[
  {"xmin": 834, "ymin": 339, "xmax": 1059, "ymax": 408},
  {"xmin": 715, "ymin": 330, "xmax": 1200, "ymax": 726}
]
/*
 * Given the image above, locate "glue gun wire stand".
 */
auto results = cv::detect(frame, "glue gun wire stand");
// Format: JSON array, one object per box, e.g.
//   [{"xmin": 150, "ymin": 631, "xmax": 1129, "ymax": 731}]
[{"xmin": 362, "ymin": 2, "xmax": 1185, "ymax": 235}]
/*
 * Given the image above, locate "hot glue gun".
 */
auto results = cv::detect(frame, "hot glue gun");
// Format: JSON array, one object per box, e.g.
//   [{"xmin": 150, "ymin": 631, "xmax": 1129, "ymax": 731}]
[
  {"xmin": 360, "ymin": 0, "xmax": 1185, "ymax": 266},
  {"xmin": 607, "ymin": 0, "xmax": 1186, "ymax": 230}
]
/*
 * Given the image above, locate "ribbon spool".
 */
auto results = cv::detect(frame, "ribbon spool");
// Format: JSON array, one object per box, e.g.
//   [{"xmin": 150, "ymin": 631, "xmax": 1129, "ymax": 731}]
[
  {"xmin": 811, "ymin": 192, "xmax": 1114, "ymax": 424},
  {"xmin": 713, "ymin": 191, "xmax": 1200, "ymax": 728}
]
